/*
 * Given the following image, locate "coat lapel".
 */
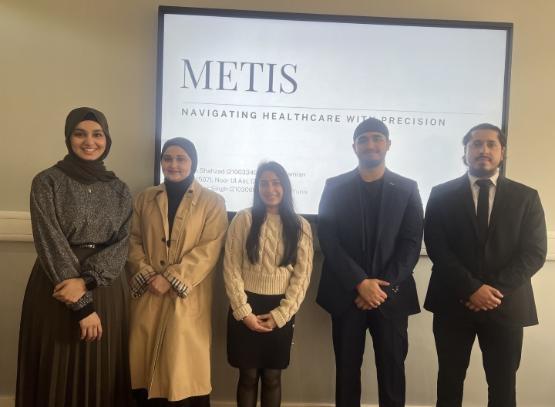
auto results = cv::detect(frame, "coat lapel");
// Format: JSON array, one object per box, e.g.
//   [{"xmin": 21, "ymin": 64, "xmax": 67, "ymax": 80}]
[
  {"xmin": 456, "ymin": 174, "xmax": 479, "ymax": 239},
  {"xmin": 345, "ymin": 168, "xmax": 363, "ymax": 225},
  {"xmin": 488, "ymin": 176, "xmax": 509, "ymax": 235},
  {"xmin": 154, "ymin": 185, "xmax": 170, "ymax": 250},
  {"xmin": 375, "ymin": 169, "xmax": 395, "ymax": 246}
]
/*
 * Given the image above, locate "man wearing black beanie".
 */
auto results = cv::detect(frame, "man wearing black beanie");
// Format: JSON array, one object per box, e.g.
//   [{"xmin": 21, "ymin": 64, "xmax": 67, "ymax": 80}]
[{"xmin": 317, "ymin": 117, "xmax": 424, "ymax": 407}]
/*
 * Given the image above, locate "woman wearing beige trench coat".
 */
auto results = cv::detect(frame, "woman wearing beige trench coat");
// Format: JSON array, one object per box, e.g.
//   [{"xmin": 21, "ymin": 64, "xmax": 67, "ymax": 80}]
[{"xmin": 127, "ymin": 138, "xmax": 228, "ymax": 406}]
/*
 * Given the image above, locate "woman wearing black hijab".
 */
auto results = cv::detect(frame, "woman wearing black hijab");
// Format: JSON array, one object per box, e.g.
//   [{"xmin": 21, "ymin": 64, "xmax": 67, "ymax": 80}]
[
  {"xmin": 128, "ymin": 137, "xmax": 228, "ymax": 406},
  {"xmin": 16, "ymin": 107, "xmax": 133, "ymax": 407}
]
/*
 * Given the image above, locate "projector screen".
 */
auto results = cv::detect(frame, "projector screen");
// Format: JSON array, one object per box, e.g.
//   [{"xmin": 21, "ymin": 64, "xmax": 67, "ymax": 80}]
[{"xmin": 156, "ymin": 7, "xmax": 512, "ymax": 215}]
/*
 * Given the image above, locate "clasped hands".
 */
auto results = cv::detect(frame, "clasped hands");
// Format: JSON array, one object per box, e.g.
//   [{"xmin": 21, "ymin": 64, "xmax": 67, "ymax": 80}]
[
  {"xmin": 146, "ymin": 274, "xmax": 172, "ymax": 296},
  {"xmin": 52, "ymin": 279, "xmax": 102, "ymax": 342},
  {"xmin": 53, "ymin": 278, "xmax": 86, "ymax": 304},
  {"xmin": 242, "ymin": 313, "xmax": 277, "ymax": 333},
  {"xmin": 354, "ymin": 278, "xmax": 390, "ymax": 310},
  {"xmin": 465, "ymin": 284, "xmax": 503, "ymax": 312}
]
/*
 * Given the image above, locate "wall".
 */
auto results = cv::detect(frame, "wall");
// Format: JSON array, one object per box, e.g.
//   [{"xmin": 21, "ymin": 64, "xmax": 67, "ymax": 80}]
[{"xmin": 1, "ymin": 1, "xmax": 554, "ymax": 406}]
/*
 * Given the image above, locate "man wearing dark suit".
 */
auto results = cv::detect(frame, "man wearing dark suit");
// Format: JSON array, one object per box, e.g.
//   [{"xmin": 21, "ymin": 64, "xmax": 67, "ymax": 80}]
[
  {"xmin": 317, "ymin": 118, "xmax": 424, "ymax": 407},
  {"xmin": 424, "ymin": 123, "xmax": 547, "ymax": 407}
]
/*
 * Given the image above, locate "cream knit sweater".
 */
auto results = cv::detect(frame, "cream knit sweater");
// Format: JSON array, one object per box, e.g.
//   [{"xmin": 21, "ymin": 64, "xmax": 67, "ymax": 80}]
[{"xmin": 223, "ymin": 209, "xmax": 314, "ymax": 328}]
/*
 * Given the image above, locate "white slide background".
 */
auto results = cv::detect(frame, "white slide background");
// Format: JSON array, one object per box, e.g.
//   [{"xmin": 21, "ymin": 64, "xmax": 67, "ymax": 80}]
[{"xmin": 159, "ymin": 13, "xmax": 508, "ymax": 214}]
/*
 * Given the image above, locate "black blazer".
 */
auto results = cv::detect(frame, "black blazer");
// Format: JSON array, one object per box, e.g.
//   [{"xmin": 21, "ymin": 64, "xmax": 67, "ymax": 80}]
[
  {"xmin": 424, "ymin": 175, "xmax": 547, "ymax": 327},
  {"xmin": 316, "ymin": 169, "xmax": 424, "ymax": 318}
]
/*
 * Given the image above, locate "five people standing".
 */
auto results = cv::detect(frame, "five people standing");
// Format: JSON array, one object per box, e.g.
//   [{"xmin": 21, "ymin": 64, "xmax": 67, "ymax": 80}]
[{"xmin": 17, "ymin": 110, "xmax": 547, "ymax": 407}]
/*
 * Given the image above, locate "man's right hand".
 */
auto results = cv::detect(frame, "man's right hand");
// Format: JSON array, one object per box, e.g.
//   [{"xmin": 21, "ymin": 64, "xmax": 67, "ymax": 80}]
[
  {"xmin": 466, "ymin": 284, "xmax": 503, "ymax": 311},
  {"xmin": 356, "ymin": 278, "xmax": 390, "ymax": 308},
  {"xmin": 354, "ymin": 295, "xmax": 373, "ymax": 310}
]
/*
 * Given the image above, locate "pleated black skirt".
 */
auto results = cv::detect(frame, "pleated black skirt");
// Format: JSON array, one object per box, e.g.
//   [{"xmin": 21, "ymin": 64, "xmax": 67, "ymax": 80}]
[
  {"xmin": 16, "ymin": 255, "xmax": 132, "ymax": 407},
  {"xmin": 227, "ymin": 291, "xmax": 294, "ymax": 369}
]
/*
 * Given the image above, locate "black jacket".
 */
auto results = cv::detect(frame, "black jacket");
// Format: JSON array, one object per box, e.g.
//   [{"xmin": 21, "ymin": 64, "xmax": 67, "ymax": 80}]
[
  {"xmin": 316, "ymin": 168, "xmax": 424, "ymax": 317},
  {"xmin": 424, "ymin": 174, "xmax": 547, "ymax": 327}
]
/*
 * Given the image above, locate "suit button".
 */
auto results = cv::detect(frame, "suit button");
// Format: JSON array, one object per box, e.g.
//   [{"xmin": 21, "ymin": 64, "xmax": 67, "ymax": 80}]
[
  {"xmin": 160, "ymin": 260, "xmax": 165, "ymax": 266},
  {"xmin": 162, "ymin": 237, "xmax": 166, "ymax": 242}
]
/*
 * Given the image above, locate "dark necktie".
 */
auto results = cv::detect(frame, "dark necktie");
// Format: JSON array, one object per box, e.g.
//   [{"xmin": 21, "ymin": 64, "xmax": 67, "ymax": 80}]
[{"xmin": 476, "ymin": 179, "xmax": 492, "ymax": 245}]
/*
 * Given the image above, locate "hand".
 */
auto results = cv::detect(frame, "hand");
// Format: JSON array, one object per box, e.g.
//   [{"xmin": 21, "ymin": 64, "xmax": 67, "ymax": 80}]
[
  {"xmin": 356, "ymin": 279, "xmax": 390, "ymax": 308},
  {"xmin": 242, "ymin": 313, "xmax": 273, "ymax": 333},
  {"xmin": 466, "ymin": 284, "xmax": 503, "ymax": 311},
  {"xmin": 53, "ymin": 278, "xmax": 86, "ymax": 304},
  {"xmin": 79, "ymin": 312, "xmax": 102, "ymax": 341},
  {"xmin": 257, "ymin": 313, "xmax": 277, "ymax": 330},
  {"xmin": 354, "ymin": 295, "xmax": 373, "ymax": 310},
  {"xmin": 148, "ymin": 274, "xmax": 171, "ymax": 296}
]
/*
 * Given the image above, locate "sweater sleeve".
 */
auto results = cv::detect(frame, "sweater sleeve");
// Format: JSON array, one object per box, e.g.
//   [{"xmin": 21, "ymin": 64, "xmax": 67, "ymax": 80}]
[
  {"xmin": 223, "ymin": 210, "xmax": 253, "ymax": 320},
  {"xmin": 270, "ymin": 217, "xmax": 314, "ymax": 328},
  {"xmin": 30, "ymin": 173, "xmax": 94, "ymax": 317}
]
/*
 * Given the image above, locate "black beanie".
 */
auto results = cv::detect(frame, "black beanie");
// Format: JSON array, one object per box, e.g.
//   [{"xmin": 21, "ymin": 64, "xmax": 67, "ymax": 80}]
[
  {"xmin": 161, "ymin": 137, "xmax": 198, "ymax": 176},
  {"xmin": 353, "ymin": 117, "xmax": 389, "ymax": 140}
]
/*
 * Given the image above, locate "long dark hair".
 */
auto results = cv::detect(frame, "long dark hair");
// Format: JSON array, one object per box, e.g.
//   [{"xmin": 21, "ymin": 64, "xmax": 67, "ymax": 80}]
[{"xmin": 246, "ymin": 161, "xmax": 301, "ymax": 266}]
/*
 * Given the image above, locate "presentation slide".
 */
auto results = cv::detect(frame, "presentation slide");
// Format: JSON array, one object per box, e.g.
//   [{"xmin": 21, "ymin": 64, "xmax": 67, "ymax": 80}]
[{"xmin": 158, "ymin": 9, "xmax": 510, "ymax": 214}]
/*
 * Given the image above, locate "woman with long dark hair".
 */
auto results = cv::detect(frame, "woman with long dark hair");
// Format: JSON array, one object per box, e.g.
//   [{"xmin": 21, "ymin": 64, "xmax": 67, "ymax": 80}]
[
  {"xmin": 16, "ymin": 107, "xmax": 133, "ymax": 406},
  {"xmin": 224, "ymin": 161, "xmax": 314, "ymax": 407}
]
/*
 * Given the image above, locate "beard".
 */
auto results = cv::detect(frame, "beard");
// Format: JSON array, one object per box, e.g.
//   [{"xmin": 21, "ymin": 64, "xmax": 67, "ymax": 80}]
[
  {"xmin": 468, "ymin": 165, "xmax": 498, "ymax": 178},
  {"xmin": 359, "ymin": 156, "xmax": 383, "ymax": 169}
]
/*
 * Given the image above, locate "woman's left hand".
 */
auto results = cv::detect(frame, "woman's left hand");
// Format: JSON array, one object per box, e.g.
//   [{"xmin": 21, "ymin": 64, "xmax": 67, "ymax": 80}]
[
  {"xmin": 257, "ymin": 313, "xmax": 277, "ymax": 330},
  {"xmin": 53, "ymin": 278, "xmax": 87, "ymax": 304}
]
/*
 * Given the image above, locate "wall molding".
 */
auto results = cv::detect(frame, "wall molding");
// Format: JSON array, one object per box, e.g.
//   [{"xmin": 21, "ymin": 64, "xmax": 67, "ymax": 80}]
[
  {"xmin": 0, "ymin": 211, "xmax": 32, "ymax": 242},
  {"xmin": 1, "ymin": 211, "xmax": 554, "ymax": 261},
  {"xmin": 0, "ymin": 396, "xmax": 14, "ymax": 407}
]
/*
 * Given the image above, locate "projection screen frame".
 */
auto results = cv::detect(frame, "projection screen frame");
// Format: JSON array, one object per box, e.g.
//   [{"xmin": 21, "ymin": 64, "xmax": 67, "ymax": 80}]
[{"xmin": 154, "ymin": 6, "xmax": 513, "ymax": 219}]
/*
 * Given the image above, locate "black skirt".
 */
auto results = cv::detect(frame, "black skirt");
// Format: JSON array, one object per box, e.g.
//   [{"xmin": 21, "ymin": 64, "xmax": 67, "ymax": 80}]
[
  {"xmin": 16, "ymin": 250, "xmax": 132, "ymax": 407},
  {"xmin": 227, "ymin": 291, "xmax": 295, "ymax": 369}
]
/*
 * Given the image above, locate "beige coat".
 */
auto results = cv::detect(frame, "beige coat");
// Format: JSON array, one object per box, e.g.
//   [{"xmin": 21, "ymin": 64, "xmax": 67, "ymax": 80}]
[{"xmin": 127, "ymin": 181, "xmax": 227, "ymax": 401}]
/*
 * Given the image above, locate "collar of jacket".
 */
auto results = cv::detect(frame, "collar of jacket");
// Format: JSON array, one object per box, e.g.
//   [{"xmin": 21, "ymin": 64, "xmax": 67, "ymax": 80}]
[
  {"xmin": 150, "ymin": 179, "xmax": 201, "ymax": 205},
  {"xmin": 347, "ymin": 167, "xmax": 394, "ymax": 184}
]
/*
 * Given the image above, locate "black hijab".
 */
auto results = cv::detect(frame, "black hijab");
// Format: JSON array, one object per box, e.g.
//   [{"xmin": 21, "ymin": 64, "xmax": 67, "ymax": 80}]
[
  {"xmin": 55, "ymin": 107, "xmax": 117, "ymax": 185},
  {"xmin": 162, "ymin": 137, "xmax": 198, "ymax": 237}
]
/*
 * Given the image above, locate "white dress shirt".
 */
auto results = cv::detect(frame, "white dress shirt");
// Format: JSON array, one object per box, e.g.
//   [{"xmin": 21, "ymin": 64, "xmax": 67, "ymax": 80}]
[{"xmin": 468, "ymin": 170, "xmax": 499, "ymax": 224}]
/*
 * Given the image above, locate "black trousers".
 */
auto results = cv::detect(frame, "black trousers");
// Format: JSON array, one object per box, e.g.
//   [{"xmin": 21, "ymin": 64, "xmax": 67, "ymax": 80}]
[
  {"xmin": 433, "ymin": 314, "xmax": 523, "ymax": 407},
  {"xmin": 332, "ymin": 306, "xmax": 409, "ymax": 407}
]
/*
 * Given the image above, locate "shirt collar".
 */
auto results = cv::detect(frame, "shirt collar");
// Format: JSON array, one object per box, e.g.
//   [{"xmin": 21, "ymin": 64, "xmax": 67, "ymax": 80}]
[{"xmin": 467, "ymin": 169, "xmax": 499, "ymax": 188}]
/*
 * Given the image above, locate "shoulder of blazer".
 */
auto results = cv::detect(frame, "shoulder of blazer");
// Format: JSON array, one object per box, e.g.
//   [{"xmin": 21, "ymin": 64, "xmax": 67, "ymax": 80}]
[
  {"xmin": 430, "ymin": 175, "xmax": 468, "ymax": 196},
  {"xmin": 498, "ymin": 176, "xmax": 539, "ymax": 197},
  {"xmin": 383, "ymin": 169, "xmax": 418, "ymax": 192},
  {"xmin": 324, "ymin": 169, "xmax": 359, "ymax": 190}
]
